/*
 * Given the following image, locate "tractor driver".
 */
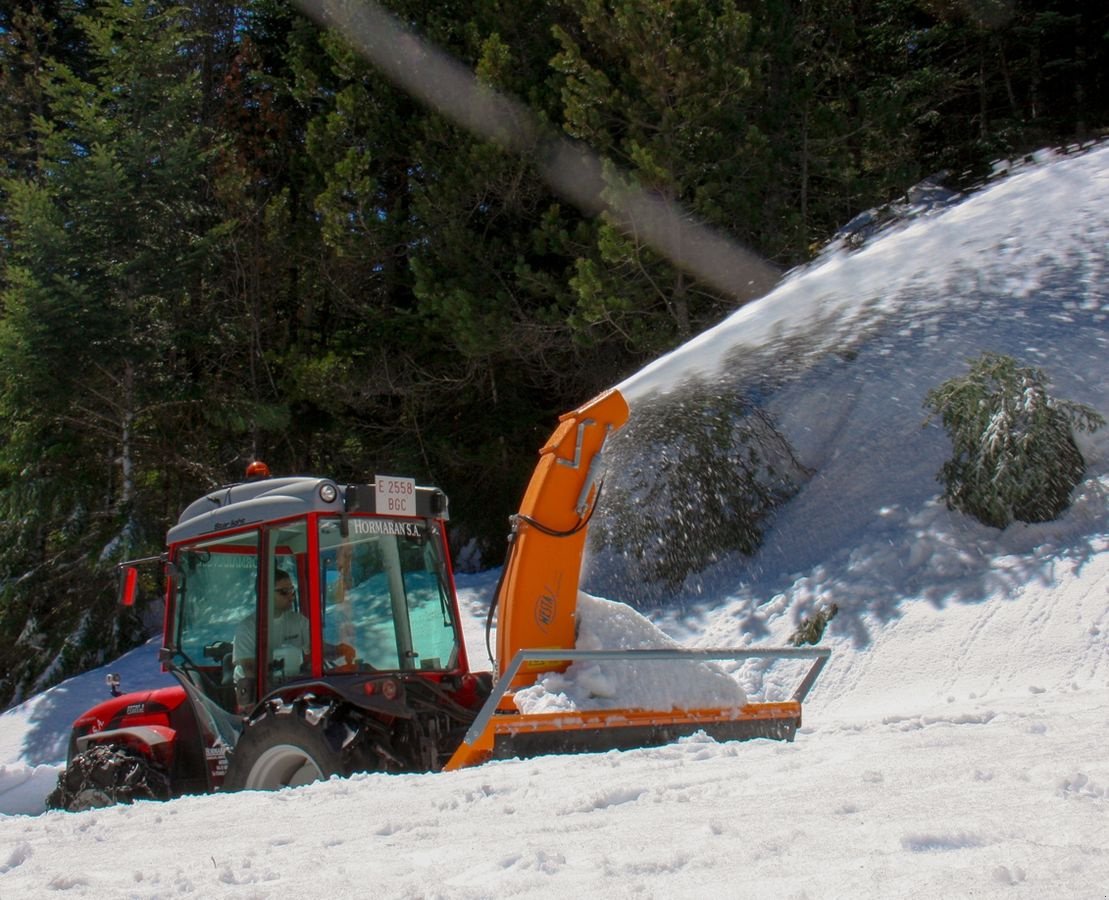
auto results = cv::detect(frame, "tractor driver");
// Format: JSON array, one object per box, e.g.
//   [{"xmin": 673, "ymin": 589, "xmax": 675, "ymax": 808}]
[{"xmin": 232, "ymin": 569, "xmax": 310, "ymax": 706}]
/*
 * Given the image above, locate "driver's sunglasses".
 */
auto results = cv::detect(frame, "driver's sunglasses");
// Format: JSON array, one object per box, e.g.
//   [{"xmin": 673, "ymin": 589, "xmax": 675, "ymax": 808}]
[{"xmin": 275, "ymin": 586, "xmax": 296, "ymax": 597}]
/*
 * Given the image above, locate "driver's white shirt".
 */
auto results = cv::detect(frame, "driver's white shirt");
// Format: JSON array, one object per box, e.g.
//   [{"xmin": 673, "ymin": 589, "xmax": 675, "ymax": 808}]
[{"xmin": 232, "ymin": 608, "xmax": 310, "ymax": 677}]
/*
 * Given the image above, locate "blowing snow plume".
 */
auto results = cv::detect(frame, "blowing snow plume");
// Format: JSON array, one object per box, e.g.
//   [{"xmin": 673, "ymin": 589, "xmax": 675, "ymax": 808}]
[{"xmin": 616, "ymin": 146, "xmax": 1109, "ymax": 403}]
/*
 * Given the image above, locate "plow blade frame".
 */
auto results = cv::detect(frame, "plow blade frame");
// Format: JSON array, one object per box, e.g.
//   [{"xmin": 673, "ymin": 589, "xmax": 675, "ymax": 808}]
[{"xmin": 445, "ymin": 646, "xmax": 830, "ymax": 770}]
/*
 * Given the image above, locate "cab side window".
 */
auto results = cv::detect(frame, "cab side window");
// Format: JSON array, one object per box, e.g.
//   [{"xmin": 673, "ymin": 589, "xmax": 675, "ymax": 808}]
[
  {"xmin": 261, "ymin": 520, "xmax": 310, "ymax": 696},
  {"xmin": 172, "ymin": 530, "xmax": 259, "ymax": 710}
]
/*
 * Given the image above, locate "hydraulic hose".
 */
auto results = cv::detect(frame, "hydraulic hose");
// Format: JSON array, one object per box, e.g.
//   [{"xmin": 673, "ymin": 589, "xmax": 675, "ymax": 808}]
[{"xmin": 482, "ymin": 484, "xmax": 602, "ymax": 665}]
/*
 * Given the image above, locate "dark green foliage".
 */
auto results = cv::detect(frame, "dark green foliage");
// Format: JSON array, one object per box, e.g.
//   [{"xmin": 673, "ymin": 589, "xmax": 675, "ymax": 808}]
[
  {"xmin": 1, "ymin": 0, "xmax": 1107, "ymax": 704},
  {"xmin": 0, "ymin": 0, "xmax": 233, "ymax": 705},
  {"xmin": 553, "ymin": 0, "xmax": 765, "ymax": 345},
  {"xmin": 924, "ymin": 353, "xmax": 1104, "ymax": 529},
  {"xmin": 591, "ymin": 379, "xmax": 810, "ymax": 594}
]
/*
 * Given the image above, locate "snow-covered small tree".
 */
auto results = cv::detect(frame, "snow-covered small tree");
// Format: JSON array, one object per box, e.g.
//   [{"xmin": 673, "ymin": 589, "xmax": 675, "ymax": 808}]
[{"xmin": 924, "ymin": 352, "xmax": 1104, "ymax": 529}]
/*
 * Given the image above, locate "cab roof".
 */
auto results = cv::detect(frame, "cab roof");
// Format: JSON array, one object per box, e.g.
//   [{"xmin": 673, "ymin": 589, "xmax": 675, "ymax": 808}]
[{"xmin": 167, "ymin": 476, "xmax": 448, "ymax": 544}]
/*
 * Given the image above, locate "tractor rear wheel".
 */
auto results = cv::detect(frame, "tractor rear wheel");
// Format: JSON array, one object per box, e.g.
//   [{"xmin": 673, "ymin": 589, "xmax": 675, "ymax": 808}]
[
  {"xmin": 46, "ymin": 744, "xmax": 171, "ymax": 812},
  {"xmin": 223, "ymin": 700, "xmax": 356, "ymax": 792}
]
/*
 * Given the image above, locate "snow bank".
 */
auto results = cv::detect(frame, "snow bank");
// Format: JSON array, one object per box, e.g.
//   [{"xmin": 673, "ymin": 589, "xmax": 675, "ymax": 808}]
[
  {"xmin": 512, "ymin": 592, "xmax": 747, "ymax": 713},
  {"xmin": 0, "ymin": 764, "xmax": 59, "ymax": 817},
  {"xmin": 619, "ymin": 145, "xmax": 1109, "ymax": 403}
]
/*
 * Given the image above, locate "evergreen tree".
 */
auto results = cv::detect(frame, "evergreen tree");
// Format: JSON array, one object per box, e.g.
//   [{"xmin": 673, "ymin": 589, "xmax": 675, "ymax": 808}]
[
  {"xmin": 924, "ymin": 353, "xmax": 1104, "ymax": 529},
  {"xmin": 0, "ymin": 3, "xmax": 88, "ymax": 276},
  {"xmin": 552, "ymin": 0, "xmax": 768, "ymax": 350},
  {"xmin": 0, "ymin": 0, "xmax": 227, "ymax": 705},
  {"xmin": 268, "ymin": 1, "xmax": 607, "ymax": 555}
]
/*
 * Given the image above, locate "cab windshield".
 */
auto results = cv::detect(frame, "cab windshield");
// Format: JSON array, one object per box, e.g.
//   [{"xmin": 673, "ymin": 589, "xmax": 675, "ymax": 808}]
[{"xmin": 318, "ymin": 517, "xmax": 459, "ymax": 672}]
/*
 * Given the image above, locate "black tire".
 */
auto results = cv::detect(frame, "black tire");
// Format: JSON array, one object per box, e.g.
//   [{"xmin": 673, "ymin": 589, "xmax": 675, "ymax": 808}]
[
  {"xmin": 223, "ymin": 700, "xmax": 357, "ymax": 792},
  {"xmin": 46, "ymin": 744, "xmax": 171, "ymax": 812}
]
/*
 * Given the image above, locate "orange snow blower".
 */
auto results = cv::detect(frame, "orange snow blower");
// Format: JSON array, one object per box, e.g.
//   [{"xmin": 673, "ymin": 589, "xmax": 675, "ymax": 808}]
[{"xmin": 445, "ymin": 387, "xmax": 829, "ymax": 769}]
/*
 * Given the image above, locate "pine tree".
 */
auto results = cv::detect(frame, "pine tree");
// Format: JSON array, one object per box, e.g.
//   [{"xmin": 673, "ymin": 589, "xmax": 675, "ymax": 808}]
[
  {"xmin": 273, "ymin": 1, "xmax": 605, "ymax": 555},
  {"xmin": 924, "ymin": 353, "xmax": 1104, "ymax": 529},
  {"xmin": 0, "ymin": 0, "xmax": 227, "ymax": 705},
  {"xmin": 552, "ymin": 0, "xmax": 768, "ymax": 351}
]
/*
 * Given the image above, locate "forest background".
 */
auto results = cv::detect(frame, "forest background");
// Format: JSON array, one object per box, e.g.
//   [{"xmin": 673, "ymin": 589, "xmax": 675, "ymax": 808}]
[{"xmin": 0, "ymin": 0, "xmax": 1106, "ymax": 708}]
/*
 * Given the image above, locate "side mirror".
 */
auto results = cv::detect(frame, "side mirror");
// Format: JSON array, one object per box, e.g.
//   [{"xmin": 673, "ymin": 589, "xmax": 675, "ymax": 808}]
[{"xmin": 118, "ymin": 566, "xmax": 139, "ymax": 607}]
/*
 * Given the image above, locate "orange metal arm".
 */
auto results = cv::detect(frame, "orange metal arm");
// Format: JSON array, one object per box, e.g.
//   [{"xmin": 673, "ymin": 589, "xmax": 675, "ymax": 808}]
[{"xmin": 494, "ymin": 388, "xmax": 630, "ymax": 686}]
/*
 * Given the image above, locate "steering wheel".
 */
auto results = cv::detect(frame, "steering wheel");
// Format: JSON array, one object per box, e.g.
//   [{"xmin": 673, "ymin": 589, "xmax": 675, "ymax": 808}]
[{"xmin": 324, "ymin": 642, "xmax": 359, "ymax": 673}]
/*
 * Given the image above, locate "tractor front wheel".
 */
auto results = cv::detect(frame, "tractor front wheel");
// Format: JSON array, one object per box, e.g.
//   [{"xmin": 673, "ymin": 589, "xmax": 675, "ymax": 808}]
[
  {"xmin": 223, "ymin": 700, "xmax": 354, "ymax": 792},
  {"xmin": 46, "ymin": 744, "xmax": 171, "ymax": 812}
]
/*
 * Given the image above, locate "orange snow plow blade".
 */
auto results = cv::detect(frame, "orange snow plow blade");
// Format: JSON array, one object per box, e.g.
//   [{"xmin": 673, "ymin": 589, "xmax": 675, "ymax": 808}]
[{"xmin": 445, "ymin": 646, "xmax": 829, "ymax": 770}]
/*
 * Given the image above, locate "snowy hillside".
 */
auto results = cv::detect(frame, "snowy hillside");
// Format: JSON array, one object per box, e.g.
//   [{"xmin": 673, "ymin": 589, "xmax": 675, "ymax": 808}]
[{"xmin": 0, "ymin": 145, "xmax": 1106, "ymax": 898}]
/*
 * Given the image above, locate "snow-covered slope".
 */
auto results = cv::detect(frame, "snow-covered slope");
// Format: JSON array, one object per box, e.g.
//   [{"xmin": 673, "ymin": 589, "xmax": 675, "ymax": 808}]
[{"xmin": 0, "ymin": 145, "xmax": 1106, "ymax": 898}]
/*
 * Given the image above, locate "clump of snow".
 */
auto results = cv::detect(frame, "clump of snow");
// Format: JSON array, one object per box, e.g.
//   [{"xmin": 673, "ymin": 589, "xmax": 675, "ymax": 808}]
[
  {"xmin": 0, "ymin": 764, "xmax": 59, "ymax": 817},
  {"xmin": 512, "ymin": 592, "xmax": 747, "ymax": 713}
]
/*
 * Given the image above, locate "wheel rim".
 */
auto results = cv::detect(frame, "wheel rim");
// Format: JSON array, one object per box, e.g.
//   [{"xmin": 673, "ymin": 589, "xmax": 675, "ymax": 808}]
[{"xmin": 243, "ymin": 742, "xmax": 327, "ymax": 790}]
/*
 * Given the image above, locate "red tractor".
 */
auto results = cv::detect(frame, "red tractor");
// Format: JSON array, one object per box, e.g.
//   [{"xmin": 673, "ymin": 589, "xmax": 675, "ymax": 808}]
[{"xmin": 47, "ymin": 389, "xmax": 828, "ymax": 811}]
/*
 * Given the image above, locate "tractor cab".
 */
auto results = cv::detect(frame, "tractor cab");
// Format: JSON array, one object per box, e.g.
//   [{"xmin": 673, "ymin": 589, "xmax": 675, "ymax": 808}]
[{"xmin": 159, "ymin": 472, "xmax": 468, "ymax": 721}]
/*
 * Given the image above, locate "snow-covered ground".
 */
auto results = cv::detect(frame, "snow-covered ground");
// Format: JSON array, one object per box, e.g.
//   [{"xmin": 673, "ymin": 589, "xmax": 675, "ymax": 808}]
[{"xmin": 1, "ymin": 145, "xmax": 1106, "ymax": 898}]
